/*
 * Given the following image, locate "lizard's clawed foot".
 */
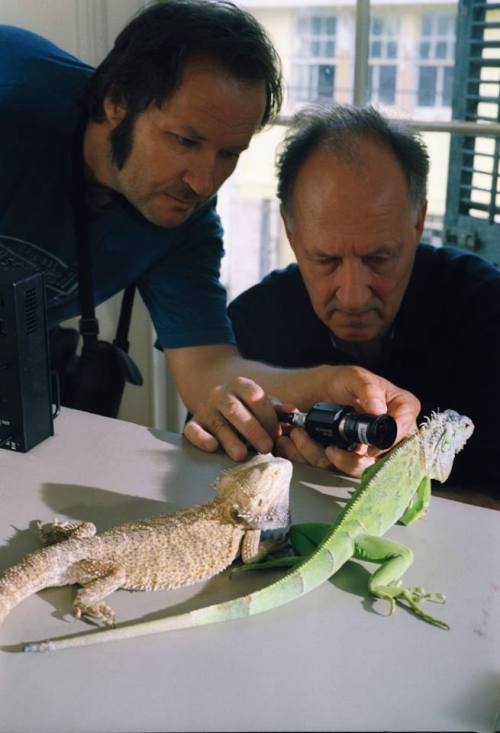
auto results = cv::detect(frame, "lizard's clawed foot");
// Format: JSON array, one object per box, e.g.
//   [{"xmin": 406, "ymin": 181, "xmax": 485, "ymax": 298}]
[
  {"xmin": 38, "ymin": 519, "xmax": 96, "ymax": 545},
  {"xmin": 73, "ymin": 601, "xmax": 116, "ymax": 626},
  {"xmin": 373, "ymin": 585, "xmax": 449, "ymax": 630},
  {"xmin": 407, "ymin": 586, "xmax": 446, "ymax": 604}
]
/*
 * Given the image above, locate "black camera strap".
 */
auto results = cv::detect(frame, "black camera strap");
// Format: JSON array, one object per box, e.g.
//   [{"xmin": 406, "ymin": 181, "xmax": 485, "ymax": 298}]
[
  {"xmin": 72, "ymin": 122, "xmax": 136, "ymax": 356},
  {"xmin": 76, "ymin": 232, "xmax": 137, "ymax": 355}
]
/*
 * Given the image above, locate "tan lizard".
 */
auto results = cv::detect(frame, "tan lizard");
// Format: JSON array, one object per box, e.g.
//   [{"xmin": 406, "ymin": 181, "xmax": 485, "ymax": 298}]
[{"xmin": 0, "ymin": 453, "xmax": 292, "ymax": 630}]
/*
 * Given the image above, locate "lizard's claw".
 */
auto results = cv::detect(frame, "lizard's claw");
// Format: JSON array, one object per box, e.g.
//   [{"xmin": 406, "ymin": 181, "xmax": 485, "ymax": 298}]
[
  {"xmin": 374, "ymin": 585, "xmax": 449, "ymax": 629},
  {"xmin": 408, "ymin": 586, "xmax": 446, "ymax": 604},
  {"xmin": 73, "ymin": 601, "xmax": 116, "ymax": 626}
]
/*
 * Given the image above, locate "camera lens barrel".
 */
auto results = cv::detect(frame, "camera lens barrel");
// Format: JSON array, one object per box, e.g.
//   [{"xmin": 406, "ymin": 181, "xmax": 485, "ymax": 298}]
[
  {"xmin": 338, "ymin": 411, "xmax": 397, "ymax": 450},
  {"xmin": 304, "ymin": 402, "xmax": 397, "ymax": 450}
]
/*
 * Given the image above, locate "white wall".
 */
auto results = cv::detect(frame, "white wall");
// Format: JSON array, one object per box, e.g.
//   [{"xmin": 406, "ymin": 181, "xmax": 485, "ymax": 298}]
[{"xmin": 0, "ymin": 0, "xmax": 81, "ymax": 55}]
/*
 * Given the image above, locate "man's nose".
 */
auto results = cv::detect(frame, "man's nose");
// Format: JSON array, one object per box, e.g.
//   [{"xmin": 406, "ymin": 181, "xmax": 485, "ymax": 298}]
[
  {"xmin": 336, "ymin": 262, "xmax": 372, "ymax": 310},
  {"xmin": 182, "ymin": 154, "xmax": 217, "ymax": 199}
]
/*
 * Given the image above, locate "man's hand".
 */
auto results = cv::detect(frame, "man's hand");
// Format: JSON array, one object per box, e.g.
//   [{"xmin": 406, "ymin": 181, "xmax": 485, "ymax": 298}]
[
  {"xmin": 183, "ymin": 376, "xmax": 282, "ymax": 461},
  {"xmin": 183, "ymin": 365, "xmax": 419, "ymax": 475},
  {"xmin": 274, "ymin": 365, "xmax": 420, "ymax": 476},
  {"xmin": 275, "ymin": 429, "xmax": 384, "ymax": 477}
]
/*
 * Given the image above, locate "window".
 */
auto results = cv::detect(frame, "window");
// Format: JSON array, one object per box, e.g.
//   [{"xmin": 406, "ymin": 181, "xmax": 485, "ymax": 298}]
[
  {"xmin": 291, "ymin": 13, "xmax": 336, "ymax": 104},
  {"xmin": 220, "ymin": 2, "xmax": 463, "ymax": 299},
  {"xmin": 368, "ymin": 15, "xmax": 399, "ymax": 106},
  {"xmin": 417, "ymin": 13, "xmax": 456, "ymax": 108}
]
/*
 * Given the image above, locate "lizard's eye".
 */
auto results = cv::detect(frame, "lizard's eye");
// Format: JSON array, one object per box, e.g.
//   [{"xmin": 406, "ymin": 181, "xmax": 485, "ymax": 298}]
[{"xmin": 230, "ymin": 504, "xmax": 241, "ymax": 521}]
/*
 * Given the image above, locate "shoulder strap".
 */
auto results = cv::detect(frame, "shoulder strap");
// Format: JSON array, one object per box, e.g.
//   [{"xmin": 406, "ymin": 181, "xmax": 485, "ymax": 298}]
[
  {"xmin": 72, "ymin": 122, "xmax": 135, "ymax": 353},
  {"xmin": 113, "ymin": 283, "xmax": 136, "ymax": 353}
]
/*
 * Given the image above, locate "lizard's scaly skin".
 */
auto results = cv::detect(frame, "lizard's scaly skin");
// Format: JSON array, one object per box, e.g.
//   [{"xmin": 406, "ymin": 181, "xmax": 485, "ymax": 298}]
[
  {"xmin": 0, "ymin": 454, "xmax": 292, "ymax": 638},
  {"xmin": 21, "ymin": 410, "xmax": 474, "ymax": 651}
]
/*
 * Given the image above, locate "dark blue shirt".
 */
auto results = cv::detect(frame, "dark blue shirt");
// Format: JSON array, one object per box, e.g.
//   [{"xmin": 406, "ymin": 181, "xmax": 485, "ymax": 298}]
[
  {"xmin": 0, "ymin": 25, "xmax": 235, "ymax": 348},
  {"xmin": 229, "ymin": 244, "xmax": 500, "ymax": 492}
]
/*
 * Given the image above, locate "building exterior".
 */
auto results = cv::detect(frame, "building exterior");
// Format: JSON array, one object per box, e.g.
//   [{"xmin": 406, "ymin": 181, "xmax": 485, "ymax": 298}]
[{"xmin": 219, "ymin": 0, "xmax": 459, "ymax": 300}]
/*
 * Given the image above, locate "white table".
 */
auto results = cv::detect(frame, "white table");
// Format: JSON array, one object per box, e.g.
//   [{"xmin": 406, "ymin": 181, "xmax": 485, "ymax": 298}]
[{"xmin": 0, "ymin": 408, "xmax": 498, "ymax": 733}]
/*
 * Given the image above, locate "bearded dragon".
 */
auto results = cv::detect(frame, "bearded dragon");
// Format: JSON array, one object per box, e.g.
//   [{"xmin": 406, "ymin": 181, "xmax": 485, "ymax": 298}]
[
  {"xmin": 0, "ymin": 453, "xmax": 292, "ymax": 641},
  {"xmin": 21, "ymin": 409, "xmax": 473, "ymax": 652}
]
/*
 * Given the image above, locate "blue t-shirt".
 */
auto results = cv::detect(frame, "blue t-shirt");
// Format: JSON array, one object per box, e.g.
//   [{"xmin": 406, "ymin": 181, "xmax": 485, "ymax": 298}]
[{"xmin": 0, "ymin": 25, "xmax": 235, "ymax": 349}]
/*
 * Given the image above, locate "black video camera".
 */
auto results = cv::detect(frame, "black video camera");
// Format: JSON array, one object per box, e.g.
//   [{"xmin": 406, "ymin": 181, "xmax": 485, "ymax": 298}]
[{"xmin": 277, "ymin": 402, "xmax": 397, "ymax": 451}]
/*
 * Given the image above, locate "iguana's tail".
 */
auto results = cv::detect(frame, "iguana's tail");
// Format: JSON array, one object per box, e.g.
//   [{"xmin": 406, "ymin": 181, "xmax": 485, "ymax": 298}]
[{"xmin": 23, "ymin": 543, "xmax": 344, "ymax": 652}]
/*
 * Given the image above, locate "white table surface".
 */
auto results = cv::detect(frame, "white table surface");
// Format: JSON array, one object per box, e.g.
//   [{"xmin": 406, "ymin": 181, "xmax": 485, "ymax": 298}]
[{"xmin": 0, "ymin": 407, "xmax": 498, "ymax": 733}]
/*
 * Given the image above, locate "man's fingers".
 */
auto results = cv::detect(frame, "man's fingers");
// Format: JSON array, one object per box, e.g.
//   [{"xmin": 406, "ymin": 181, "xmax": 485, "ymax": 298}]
[
  {"xmin": 348, "ymin": 379, "xmax": 388, "ymax": 415},
  {"xmin": 184, "ymin": 377, "xmax": 279, "ymax": 461},
  {"xmin": 351, "ymin": 443, "xmax": 369, "ymax": 456},
  {"xmin": 325, "ymin": 445, "xmax": 376, "ymax": 478},
  {"xmin": 274, "ymin": 435, "xmax": 308, "ymax": 464},
  {"xmin": 331, "ymin": 366, "xmax": 386, "ymax": 412},
  {"xmin": 228, "ymin": 377, "xmax": 280, "ymax": 438},
  {"xmin": 214, "ymin": 382, "xmax": 276, "ymax": 454},
  {"xmin": 288, "ymin": 428, "xmax": 332, "ymax": 469},
  {"xmin": 386, "ymin": 390, "xmax": 420, "ymax": 441},
  {"xmin": 185, "ymin": 413, "xmax": 249, "ymax": 461},
  {"xmin": 270, "ymin": 397, "xmax": 298, "ymax": 415},
  {"xmin": 183, "ymin": 419, "xmax": 220, "ymax": 454},
  {"xmin": 276, "ymin": 429, "xmax": 375, "ymax": 476},
  {"xmin": 330, "ymin": 365, "xmax": 420, "ymax": 449},
  {"xmin": 275, "ymin": 430, "xmax": 333, "ymax": 470}
]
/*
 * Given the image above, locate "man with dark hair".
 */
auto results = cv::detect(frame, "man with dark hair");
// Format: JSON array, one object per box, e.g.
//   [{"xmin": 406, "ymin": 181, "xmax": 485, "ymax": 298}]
[
  {"xmin": 0, "ymin": 3, "xmax": 419, "ymax": 476},
  {"xmin": 229, "ymin": 105, "xmax": 500, "ymax": 492}
]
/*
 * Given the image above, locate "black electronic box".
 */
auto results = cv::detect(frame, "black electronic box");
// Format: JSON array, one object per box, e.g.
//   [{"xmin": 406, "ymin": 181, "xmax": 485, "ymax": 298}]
[{"xmin": 0, "ymin": 270, "xmax": 54, "ymax": 452}]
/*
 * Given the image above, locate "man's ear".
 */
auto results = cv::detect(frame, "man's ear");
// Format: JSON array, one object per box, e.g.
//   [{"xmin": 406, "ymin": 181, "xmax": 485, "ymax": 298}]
[
  {"xmin": 103, "ymin": 95, "xmax": 127, "ymax": 128},
  {"xmin": 415, "ymin": 199, "xmax": 428, "ymax": 241}
]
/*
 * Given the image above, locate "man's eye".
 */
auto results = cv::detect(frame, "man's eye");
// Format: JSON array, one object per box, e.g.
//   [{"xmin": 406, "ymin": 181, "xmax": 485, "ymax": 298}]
[
  {"xmin": 365, "ymin": 256, "xmax": 390, "ymax": 270},
  {"xmin": 220, "ymin": 150, "xmax": 240, "ymax": 160},
  {"xmin": 171, "ymin": 133, "xmax": 195, "ymax": 148},
  {"xmin": 315, "ymin": 258, "xmax": 341, "ymax": 271}
]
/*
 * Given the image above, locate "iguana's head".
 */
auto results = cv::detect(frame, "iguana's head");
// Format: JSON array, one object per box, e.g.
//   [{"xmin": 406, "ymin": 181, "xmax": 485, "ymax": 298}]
[
  {"xmin": 419, "ymin": 410, "xmax": 474, "ymax": 483},
  {"xmin": 216, "ymin": 453, "xmax": 292, "ymax": 530}
]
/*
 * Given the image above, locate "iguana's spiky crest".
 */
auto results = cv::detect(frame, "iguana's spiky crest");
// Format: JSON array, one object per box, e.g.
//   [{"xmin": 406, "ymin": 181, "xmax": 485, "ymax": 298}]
[{"xmin": 418, "ymin": 410, "xmax": 474, "ymax": 482}]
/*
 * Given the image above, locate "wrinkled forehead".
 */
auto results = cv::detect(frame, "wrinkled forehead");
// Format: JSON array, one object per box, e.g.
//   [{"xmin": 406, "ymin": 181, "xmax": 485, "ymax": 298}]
[
  {"xmin": 288, "ymin": 155, "xmax": 416, "ymax": 250},
  {"xmin": 297, "ymin": 138, "xmax": 409, "ymax": 204}
]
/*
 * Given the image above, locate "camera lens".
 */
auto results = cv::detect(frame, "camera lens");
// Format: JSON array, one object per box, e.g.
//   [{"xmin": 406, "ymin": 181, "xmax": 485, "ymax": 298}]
[
  {"xmin": 366, "ymin": 414, "xmax": 397, "ymax": 449},
  {"xmin": 298, "ymin": 403, "xmax": 398, "ymax": 450},
  {"xmin": 338, "ymin": 411, "xmax": 397, "ymax": 450}
]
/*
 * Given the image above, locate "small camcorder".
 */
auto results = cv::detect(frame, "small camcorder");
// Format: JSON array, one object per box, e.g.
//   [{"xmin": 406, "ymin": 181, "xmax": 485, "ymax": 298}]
[{"xmin": 276, "ymin": 402, "xmax": 397, "ymax": 451}]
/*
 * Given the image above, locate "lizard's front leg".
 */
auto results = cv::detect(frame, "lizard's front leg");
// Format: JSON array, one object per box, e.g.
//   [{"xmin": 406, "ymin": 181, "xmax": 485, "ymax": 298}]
[
  {"xmin": 233, "ymin": 523, "xmax": 330, "ymax": 574},
  {"xmin": 240, "ymin": 529, "xmax": 288, "ymax": 563},
  {"xmin": 399, "ymin": 476, "xmax": 431, "ymax": 526},
  {"xmin": 72, "ymin": 560, "xmax": 126, "ymax": 626},
  {"xmin": 354, "ymin": 534, "xmax": 448, "ymax": 629}
]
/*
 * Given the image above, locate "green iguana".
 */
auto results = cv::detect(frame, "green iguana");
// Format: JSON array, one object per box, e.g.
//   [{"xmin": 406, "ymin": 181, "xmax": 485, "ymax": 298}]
[
  {"xmin": 21, "ymin": 408, "xmax": 473, "ymax": 652},
  {"xmin": 0, "ymin": 454, "xmax": 292, "ymax": 643}
]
